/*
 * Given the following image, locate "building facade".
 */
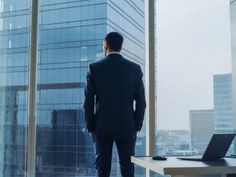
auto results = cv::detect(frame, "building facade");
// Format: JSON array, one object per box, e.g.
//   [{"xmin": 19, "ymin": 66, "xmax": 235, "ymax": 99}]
[
  {"xmin": 213, "ymin": 73, "xmax": 235, "ymax": 153},
  {"xmin": 214, "ymin": 74, "xmax": 234, "ymax": 133},
  {"xmin": 0, "ymin": 0, "xmax": 145, "ymax": 177},
  {"xmin": 189, "ymin": 109, "xmax": 214, "ymax": 154}
]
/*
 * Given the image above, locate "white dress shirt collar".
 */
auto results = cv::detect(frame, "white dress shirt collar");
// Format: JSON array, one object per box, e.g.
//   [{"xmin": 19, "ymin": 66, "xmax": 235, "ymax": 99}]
[{"xmin": 107, "ymin": 51, "xmax": 121, "ymax": 56}]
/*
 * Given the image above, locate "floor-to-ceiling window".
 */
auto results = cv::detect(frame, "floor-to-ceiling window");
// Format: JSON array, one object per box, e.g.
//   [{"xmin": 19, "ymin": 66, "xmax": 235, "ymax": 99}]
[
  {"xmin": 107, "ymin": 1, "xmax": 146, "ymax": 176},
  {"xmin": 0, "ymin": 0, "xmax": 30, "ymax": 176},
  {"xmin": 0, "ymin": 0, "xmax": 146, "ymax": 177},
  {"xmin": 35, "ymin": 1, "xmax": 106, "ymax": 176},
  {"xmin": 155, "ymin": 0, "xmax": 234, "ymax": 158}
]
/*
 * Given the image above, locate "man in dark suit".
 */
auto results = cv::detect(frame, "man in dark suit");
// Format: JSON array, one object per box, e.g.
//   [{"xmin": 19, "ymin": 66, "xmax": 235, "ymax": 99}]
[{"xmin": 84, "ymin": 32, "xmax": 146, "ymax": 177}]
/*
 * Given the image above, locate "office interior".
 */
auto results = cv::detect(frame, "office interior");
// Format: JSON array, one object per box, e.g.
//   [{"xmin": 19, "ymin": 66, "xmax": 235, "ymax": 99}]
[{"xmin": 0, "ymin": 0, "xmax": 235, "ymax": 177}]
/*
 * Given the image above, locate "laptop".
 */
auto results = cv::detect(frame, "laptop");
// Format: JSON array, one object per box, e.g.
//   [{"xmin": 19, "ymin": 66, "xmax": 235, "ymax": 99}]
[{"xmin": 178, "ymin": 133, "xmax": 236, "ymax": 161}]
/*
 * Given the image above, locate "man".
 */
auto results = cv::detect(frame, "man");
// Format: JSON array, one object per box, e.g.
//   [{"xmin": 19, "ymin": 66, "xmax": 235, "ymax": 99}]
[{"xmin": 84, "ymin": 32, "xmax": 146, "ymax": 177}]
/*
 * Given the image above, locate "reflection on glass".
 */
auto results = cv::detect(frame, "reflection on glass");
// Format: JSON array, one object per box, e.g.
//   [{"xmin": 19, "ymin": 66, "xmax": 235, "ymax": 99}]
[{"xmin": 0, "ymin": 0, "xmax": 30, "ymax": 176}]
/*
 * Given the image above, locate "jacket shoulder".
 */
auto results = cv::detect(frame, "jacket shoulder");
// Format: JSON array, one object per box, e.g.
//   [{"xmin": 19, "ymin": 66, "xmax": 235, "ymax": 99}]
[
  {"xmin": 89, "ymin": 58, "xmax": 107, "ymax": 68},
  {"xmin": 122, "ymin": 57, "xmax": 141, "ymax": 70},
  {"xmin": 89, "ymin": 56, "xmax": 141, "ymax": 71}
]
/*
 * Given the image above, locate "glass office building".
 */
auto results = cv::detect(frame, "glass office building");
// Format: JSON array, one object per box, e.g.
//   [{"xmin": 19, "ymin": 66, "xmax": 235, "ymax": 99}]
[
  {"xmin": 190, "ymin": 109, "xmax": 214, "ymax": 154},
  {"xmin": 0, "ymin": 0, "xmax": 30, "ymax": 177},
  {"xmin": 0, "ymin": 0, "xmax": 145, "ymax": 177},
  {"xmin": 214, "ymin": 74, "xmax": 233, "ymax": 133},
  {"xmin": 213, "ymin": 73, "xmax": 235, "ymax": 153}
]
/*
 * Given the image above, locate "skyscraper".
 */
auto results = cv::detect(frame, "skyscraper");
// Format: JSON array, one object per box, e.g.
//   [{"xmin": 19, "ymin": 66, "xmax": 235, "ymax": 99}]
[
  {"xmin": 213, "ymin": 73, "xmax": 235, "ymax": 153},
  {"xmin": 189, "ymin": 109, "xmax": 214, "ymax": 154},
  {"xmin": 0, "ymin": 0, "xmax": 145, "ymax": 177},
  {"xmin": 214, "ymin": 74, "xmax": 234, "ymax": 134},
  {"xmin": 0, "ymin": 0, "xmax": 30, "ymax": 176}
]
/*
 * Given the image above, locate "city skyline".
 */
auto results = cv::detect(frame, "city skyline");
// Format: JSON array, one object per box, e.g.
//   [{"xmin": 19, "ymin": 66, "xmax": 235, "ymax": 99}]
[
  {"xmin": 156, "ymin": 0, "xmax": 232, "ymax": 130},
  {"xmin": 0, "ymin": 1, "xmax": 235, "ymax": 177}
]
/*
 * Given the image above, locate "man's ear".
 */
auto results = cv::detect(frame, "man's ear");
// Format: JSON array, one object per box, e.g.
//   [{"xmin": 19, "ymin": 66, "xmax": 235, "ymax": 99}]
[{"xmin": 104, "ymin": 41, "xmax": 108, "ymax": 50}]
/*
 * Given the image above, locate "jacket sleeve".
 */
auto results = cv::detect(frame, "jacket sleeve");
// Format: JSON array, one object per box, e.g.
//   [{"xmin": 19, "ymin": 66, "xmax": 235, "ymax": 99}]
[
  {"xmin": 134, "ymin": 66, "xmax": 146, "ymax": 131},
  {"xmin": 83, "ymin": 64, "xmax": 95, "ymax": 132}
]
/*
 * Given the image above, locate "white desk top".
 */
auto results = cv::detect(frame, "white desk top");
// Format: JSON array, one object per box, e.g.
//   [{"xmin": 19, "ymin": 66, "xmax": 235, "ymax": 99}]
[{"xmin": 131, "ymin": 156, "xmax": 236, "ymax": 175}]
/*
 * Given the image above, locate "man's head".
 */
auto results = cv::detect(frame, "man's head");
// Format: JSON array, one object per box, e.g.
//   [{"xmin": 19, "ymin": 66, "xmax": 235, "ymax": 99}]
[{"xmin": 103, "ymin": 32, "xmax": 124, "ymax": 56}]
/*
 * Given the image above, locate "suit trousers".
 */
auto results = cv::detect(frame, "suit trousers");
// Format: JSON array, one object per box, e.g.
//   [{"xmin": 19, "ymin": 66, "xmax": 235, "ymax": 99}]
[{"xmin": 91, "ymin": 132, "xmax": 137, "ymax": 177}]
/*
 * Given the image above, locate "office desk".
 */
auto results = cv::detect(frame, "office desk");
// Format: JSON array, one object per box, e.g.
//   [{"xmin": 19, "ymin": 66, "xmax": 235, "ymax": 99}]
[{"xmin": 131, "ymin": 156, "xmax": 236, "ymax": 177}]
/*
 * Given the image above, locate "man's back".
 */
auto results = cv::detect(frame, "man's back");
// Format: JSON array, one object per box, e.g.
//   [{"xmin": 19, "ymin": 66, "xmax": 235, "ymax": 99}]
[
  {"xmin": 83, "ymin": 32, "xmax": 146, "ymax": 177},
  {"xmin": 84, "ymin": 53, "xmax": 146, "ymax": 135}
]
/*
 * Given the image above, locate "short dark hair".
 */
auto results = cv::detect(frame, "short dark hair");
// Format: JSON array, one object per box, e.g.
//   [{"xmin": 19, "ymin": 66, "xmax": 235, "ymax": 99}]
[{"xmin": 104, "ymin": 32, "xmax": 124, "ymax": 51}]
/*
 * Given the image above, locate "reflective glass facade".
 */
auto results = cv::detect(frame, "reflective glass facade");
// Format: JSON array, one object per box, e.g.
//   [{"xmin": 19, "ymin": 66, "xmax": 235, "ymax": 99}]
[
  {"xmin": 36, "ymin": 1, "xmax": 106, "ymax": 176},
  {"xmin": 0, "ymin": 0, "xmax": 30, "ymax": 177},
  {"xmin": 0, "ymin": 0, "xmax": 145, "ymax": 177},
  {"xmin": 214, "ymin": 74, "xmax": 233, "ymax": 133},
  {"xmin": 213, "ymin": 73, "xmax": 235, "ymax": 153}
]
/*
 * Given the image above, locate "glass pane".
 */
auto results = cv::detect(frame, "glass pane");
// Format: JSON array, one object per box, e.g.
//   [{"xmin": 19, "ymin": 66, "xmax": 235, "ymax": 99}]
[
  {"xmin": 155, "ymin": 0, "xmax": 233, "ymax": 157},
  {"xmin": 36, "ymin": 0, "xmax": 145, "ymax": 177},
  {"xmin": 0, "ymin": 0, "xmax": 30, "ymax": 176},
  {"xmin": 107, "ymin": 1, "xmax": 146, "ymax": 177}
]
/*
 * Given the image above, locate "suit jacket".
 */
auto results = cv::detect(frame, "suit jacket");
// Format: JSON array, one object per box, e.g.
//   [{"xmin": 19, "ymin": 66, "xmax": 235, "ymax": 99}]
[{"xmin": 83, "ymin": 53, "xmax": 146, "ymax": 135}]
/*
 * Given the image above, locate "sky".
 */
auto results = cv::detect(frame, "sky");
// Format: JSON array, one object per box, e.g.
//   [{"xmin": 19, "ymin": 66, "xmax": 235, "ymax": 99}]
[{"xmin": 155, "ymin": 0, "xmax": 232, "ymax": 130}]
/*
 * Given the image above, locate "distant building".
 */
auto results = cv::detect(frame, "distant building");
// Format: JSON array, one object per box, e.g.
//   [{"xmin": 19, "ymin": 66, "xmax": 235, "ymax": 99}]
[
  {"xmin": 213, "ymin": 73, "xmax": 235, "ymax": 154},
  {"xmin": 156, "ymin": 130, "xmax": 191, "ymax": 156},
  {"xmin": 190, "ymin": 109, "xmax": 214, "ymax": 154},
  {"xmin": 214, "ymin": 74, "xmax": 234, "ymax": 133}
]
